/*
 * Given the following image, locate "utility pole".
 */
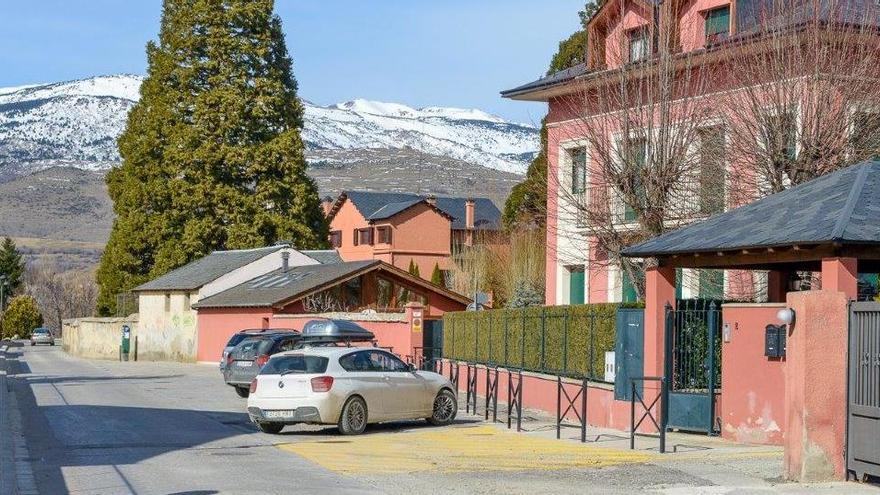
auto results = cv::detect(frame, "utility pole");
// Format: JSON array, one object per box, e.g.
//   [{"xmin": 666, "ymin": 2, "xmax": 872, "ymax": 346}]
[{"xmin": 0, "ymin": 275, "xmax": 6, "ymax": 313}]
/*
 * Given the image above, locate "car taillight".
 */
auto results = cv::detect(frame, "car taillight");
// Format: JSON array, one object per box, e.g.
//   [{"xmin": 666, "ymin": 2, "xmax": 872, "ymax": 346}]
[
  {"xmin": 226, "ymin": 353, "xmax": 234, "ymax": 366},
  {"xmin": 249, "ymin": 378, "xmax": 258, "ymax": 394},
  {"xmin": 255, "ymin": 354, "xmax": 269, "ymax": 367},
  {"xmin": 310, "ymin": 376, "xmax": 334, "ymax": 392}
]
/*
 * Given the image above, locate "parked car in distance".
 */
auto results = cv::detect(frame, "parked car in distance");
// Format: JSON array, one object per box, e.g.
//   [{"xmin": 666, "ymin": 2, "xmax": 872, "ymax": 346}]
[
  {"xmin": 246, "ymin": 347, "xmax": 457, "ymax": 435},
  {"xmin": 219, "ymin": 328, "xmax": 297, "ymax": 370},
  {"xmin": 30, "ymin": 328, "xmax": 54, "ymax": 346},
  {"xmin": 224, "ymin": 332, "xmax": 300, "ymax": 398}
]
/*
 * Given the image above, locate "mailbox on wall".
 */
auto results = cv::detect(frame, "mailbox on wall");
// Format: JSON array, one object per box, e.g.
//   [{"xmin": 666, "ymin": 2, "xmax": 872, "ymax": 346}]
[{"xmin": 765, "ymin": 324, "xmax": 786, "ymax": 358}]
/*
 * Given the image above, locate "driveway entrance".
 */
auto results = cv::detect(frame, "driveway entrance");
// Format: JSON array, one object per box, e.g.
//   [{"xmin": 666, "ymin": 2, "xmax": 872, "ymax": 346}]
[{"xmin": 848, "ymin": 301, "xmax": 880, "ymax": 481}]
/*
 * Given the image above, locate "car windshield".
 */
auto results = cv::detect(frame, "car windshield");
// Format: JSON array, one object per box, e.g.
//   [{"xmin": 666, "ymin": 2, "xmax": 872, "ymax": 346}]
[
  {"xmin": 33, "ymin": 328, "xmax": 49, "ymax": 334},
  {"xmin": 260, "ymin": 355, "xmax": 329, "ymax": 375},
  {"xmin": 231, "ymin": 338, "xmax": 274, "ymax": 359}
]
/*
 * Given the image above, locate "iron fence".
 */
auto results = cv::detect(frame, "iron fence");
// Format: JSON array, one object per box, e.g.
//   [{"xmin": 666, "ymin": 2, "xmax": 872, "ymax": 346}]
[{"xmin": 443, "ymin": 304, "xmax": 630, "ymax": 381}]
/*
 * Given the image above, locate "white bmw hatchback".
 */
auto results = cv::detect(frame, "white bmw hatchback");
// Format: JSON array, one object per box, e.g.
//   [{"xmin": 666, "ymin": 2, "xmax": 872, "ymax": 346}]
[{"xmin": 246, "ymin": 346, "xmax": 458, "ymax": 435}]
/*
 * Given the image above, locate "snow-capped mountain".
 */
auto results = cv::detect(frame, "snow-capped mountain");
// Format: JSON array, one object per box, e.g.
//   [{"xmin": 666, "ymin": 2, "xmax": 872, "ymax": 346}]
[{"xmin": 0, "ymin": 74, "xmax": 538, "ymax": 176}]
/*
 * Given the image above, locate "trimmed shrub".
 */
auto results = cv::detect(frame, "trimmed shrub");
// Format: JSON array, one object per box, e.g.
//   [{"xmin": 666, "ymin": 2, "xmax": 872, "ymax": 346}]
[
  {"xmin": 1, "ymin": 295, "xmax": 44, "ymax": 339},
  {"xmin": 443, "ymin": 303, "xmax": 643, "ymax": 380}
]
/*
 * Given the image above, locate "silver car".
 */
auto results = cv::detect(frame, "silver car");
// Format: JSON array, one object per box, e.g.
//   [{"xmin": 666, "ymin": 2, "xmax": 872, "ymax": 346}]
[
  {"xmin": 30, "ymin": 327, "xmax": 54, "ymax": 346},
  {"xmin": 247, "ymin": 347, "xmax": 458, "ymax": 435}
]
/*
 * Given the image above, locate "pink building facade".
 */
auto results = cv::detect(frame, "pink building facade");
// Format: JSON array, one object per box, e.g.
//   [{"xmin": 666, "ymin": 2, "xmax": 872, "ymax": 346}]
[
  {"xmin": 503, "ymin": 0, "xmax": 880, "ymax": 306},
  {"xmin": 325, "ymin": 191, "xmax": 502, "ymax": 278}
]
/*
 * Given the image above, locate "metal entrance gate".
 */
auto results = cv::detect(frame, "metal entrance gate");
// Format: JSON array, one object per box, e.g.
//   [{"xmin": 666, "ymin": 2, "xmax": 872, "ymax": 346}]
[
  {"xmin": 664, "ymin": 301, "xmax": 721, "ymax": 434},
  {"xmin": 848, "ymin": 302, "xmax": 880, "ymax": 480}
]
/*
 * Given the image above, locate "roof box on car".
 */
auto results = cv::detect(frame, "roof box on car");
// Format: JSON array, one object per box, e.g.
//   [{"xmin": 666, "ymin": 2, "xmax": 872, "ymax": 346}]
[{"xmin": 300, "ymin": 319, "xmax": 375, "ymax": 345}]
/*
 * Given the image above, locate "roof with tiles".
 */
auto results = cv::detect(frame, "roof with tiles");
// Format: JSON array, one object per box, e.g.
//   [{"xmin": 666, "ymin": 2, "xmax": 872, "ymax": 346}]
[
  {"xmin": 333, "ymin": 190, "xmax": 502, "ymax": 230},
  {"xmin": 623, "ymin": 160, "xmax": 880, "ymax": 257}
]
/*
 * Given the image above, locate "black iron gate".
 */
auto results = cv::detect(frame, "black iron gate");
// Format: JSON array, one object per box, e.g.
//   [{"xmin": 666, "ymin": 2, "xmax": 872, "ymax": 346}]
[
  {"xmin": 847, "ymin": 302, "xmax": 880, "ymax": 481},
  {"xmin": 664, "ymin": 300, "xmax": 721, "ymax": 434}
]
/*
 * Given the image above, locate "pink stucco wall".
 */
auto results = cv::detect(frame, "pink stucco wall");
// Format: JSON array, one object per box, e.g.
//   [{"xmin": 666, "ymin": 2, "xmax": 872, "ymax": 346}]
[
  {"xmin": 602, "ymin": 0, "xmax": 651, "ymax": 68},
  {"xmin": 784, "ymin": 290, "xmax": 849, "ymax": 481},
  {"xmin": 545, "ymin": 130, "xmax": 560, "ymax": 305},
  {"xmin": 196, "ymin": 306, "xmax": 425, "ymax": 364},
  {"xmin": 196, "ymin": 307, "xmax": 275, "ymax": 363},
  {"xmin": 270, "ymin": 313, "xmax": 422, "ymax": 358},
  {"xmin": 678, "ymin": 0, "xmax": 732, "ymax": 52},
  {"xmin": 720, "ymin": 303, "xmax": 787, "ymax": 445}
]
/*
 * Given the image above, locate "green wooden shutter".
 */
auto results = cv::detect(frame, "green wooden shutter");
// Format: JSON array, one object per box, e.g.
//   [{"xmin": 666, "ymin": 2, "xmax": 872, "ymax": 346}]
[
  {"xmin": 622, "ymin": 269, "xmax": 644, "ymax": 303},
  {"xmin": 569, "ymin": 269, "xmax": 585, "ymax": 305},
  {"xmin": 705, "ymin": 7, "xmax": 730, "ymax": 37},
  {"xmin": 675, "ymin": 268, "xmax": 683, "ymax": 300}
]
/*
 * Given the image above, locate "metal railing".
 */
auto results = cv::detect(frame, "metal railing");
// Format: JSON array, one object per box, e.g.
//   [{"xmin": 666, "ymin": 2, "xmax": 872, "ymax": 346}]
[
  {"xmin": 630, "ymin": 376, "xmax": 668, "ymax": 453},
  {"xmin": 556, "ymin": 376, "xmax": 588, "ymax": 442}
]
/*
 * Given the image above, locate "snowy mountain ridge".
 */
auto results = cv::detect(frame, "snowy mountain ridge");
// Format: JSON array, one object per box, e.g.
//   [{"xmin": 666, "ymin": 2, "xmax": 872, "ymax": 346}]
[{"xmin": 0, "ymin": 74, "xmax": 538, "ymax": 176}]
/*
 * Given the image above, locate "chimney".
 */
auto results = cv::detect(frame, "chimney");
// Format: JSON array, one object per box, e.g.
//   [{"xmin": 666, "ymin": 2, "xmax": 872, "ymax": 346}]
[
  {"xmin": 426, "ymin": 195, "xmax": 437, "ymax": 206},
  {"xmin": 281, "ymin": 251, "xmax": 290, "ymax": 272},
  {"xmin": 465, "ymin": 199, "xmax": 475, "ymax": 230},
  {"xmin": 465, "ymin": 199, "xmax": 475, "ymax": 247}
]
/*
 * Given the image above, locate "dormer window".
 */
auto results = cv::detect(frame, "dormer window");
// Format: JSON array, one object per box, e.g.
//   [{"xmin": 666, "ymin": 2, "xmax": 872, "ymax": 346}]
[
  {"xmin": 705, "ymin": 6, "xmax": 730, "ymax": 46},
  {"xmin": 629, "ymin": 28, "xmax": 649, "ymax": 63}
]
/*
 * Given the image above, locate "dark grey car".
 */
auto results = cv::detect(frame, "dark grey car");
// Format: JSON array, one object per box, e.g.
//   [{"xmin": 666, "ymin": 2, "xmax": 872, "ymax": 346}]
[
  {"xmin": 219, "ymin": 328, "xmax": 297, "ymax": 371},
  {"xmin": 223, "ymin": 332, "xmax": 300, "ymax": 397}
]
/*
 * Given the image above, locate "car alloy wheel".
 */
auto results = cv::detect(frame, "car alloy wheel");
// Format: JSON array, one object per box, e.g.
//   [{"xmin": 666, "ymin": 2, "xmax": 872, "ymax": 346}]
[
  {"xmin": 429, "ymin": 390, "xmax": 457, "ymax": 426},
  {"xmin": 339, "ymin": 396, "xmax": 367, "ymax": 435},
  {"xmin": 347, "ymin": 399, "xmax": 366, "ymax": 432}
]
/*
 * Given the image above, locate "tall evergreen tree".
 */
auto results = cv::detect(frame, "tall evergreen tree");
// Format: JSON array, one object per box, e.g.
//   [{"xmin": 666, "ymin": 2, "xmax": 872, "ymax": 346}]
[
  {"xmin": 430, "ymin": 263, "xmax": 445, "ymax": 287},
  {"xmin": 96, "ymin": 0, "xmax": 328, "ymax": 315},
  {"xmin": 408, "ymin": 260, "xmax": 421, "ymax": 279},
  {"xmin": 0, "ymin": 237, "xmax": 24, "ymax": 295}
]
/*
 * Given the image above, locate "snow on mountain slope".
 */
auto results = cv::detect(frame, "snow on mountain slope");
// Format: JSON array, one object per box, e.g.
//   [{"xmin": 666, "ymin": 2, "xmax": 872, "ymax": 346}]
[{"xmin": 0, "ymin": 75, "xmax": 538, "ymax": 176}]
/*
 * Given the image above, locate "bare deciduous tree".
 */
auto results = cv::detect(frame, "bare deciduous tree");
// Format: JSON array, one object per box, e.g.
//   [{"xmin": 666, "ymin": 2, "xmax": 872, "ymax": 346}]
[
  {"xmin": 301, "ymin": 289, "xmax": 348, "ymax": 313},
  {"xmin": 24, "ymin": 264, "xmax": 98, "ymax": 332},
  {"xmin": 722, "ymin": 0, "xmax": 880, "ymax": 200},
  {"xmin": 550, "ymin": 1, "xmax": 722, "ymax": 300}
]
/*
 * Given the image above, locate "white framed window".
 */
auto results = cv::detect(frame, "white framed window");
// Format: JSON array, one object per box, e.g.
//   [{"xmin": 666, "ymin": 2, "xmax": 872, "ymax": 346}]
[
  {"xmin": 608, "ymin": 133, "xmax": 648, "ymax": 226},
  {"xmin": 628, "ymin": 27, "xmax": 649, "ymax": 63},
  {"xmin": 558, "ymin": 139, "xmax": 591, "ymax": 229}
]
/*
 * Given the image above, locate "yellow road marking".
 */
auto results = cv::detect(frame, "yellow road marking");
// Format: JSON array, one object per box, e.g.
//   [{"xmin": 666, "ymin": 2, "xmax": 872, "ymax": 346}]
[{"xmin": 278, "ymin": 425, "xmax": 653, "ymax": 474}]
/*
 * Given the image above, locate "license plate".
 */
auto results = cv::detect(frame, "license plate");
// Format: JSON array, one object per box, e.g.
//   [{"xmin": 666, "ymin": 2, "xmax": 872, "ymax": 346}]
[
  {"xmin": 235, "ymin": 361, "xmax": 253, "ymax": 367},
  {"xmin": 265, "ymin": 410, "xmax": 294, "ymax": 418}
]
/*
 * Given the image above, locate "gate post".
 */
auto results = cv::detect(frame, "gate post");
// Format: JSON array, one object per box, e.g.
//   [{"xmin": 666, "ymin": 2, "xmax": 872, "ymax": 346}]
[
  {"xmin": 706, "ymin": 302, "xmax": 718, "ymax": 435},
  {"xmin": 662, "ymin": 303, "xmax": 673, "ymax": 431},
  {"xmin": 784, "ymin": 290, "xmax": 849, "ymax": 481},
  {"xmin": 644, "ymin": 266, "xmax": 676, "ymax": 380}
]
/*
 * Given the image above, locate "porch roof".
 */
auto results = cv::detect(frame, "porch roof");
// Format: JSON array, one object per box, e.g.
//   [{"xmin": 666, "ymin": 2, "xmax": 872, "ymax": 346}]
[
  {"xmin": 622, "ymin": 160, "xmax": 880, "ymax": 271},
  {"xmin": 192, "ymin": 260, "xmax": 471, "ymax": 310}
]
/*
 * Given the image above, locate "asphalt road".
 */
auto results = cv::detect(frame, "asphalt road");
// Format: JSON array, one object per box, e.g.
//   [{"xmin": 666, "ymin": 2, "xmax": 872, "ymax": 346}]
[
  {"xmin": 5, "ymin": 344, "xmax": 878, "ymax": 495},
  {"xmin": 5, "ymin": 343, "xmax": 373, "ymax": 495}
]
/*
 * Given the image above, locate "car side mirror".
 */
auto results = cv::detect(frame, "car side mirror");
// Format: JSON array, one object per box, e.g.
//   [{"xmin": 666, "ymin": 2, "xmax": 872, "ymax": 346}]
[{"xmin": 407, "ymin": 363, "xmax": 417, "ymax": 373}]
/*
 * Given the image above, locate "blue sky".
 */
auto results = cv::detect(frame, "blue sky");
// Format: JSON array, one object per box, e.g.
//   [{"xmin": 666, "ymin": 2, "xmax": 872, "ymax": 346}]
[{"xmin": 0, "ymin": 1, "xmax": 585, "ymax": 125}]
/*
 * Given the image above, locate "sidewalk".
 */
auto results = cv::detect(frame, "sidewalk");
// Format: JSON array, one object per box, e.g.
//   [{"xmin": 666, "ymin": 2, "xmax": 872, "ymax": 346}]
[{"xmin": 0, "ymin": 343, "xmax": 38, "ymax": 495}]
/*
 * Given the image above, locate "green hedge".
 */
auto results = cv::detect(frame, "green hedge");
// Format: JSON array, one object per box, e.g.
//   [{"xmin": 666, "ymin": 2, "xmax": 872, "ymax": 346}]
[{"xmin": 443, "ymin": 303, "xmax": 643, "ymax": 380}]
